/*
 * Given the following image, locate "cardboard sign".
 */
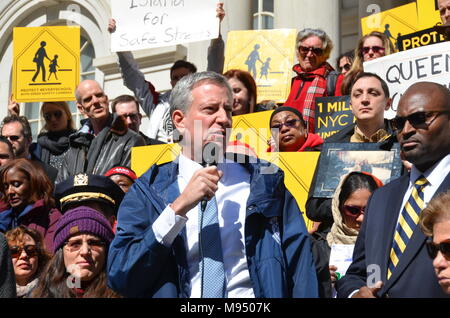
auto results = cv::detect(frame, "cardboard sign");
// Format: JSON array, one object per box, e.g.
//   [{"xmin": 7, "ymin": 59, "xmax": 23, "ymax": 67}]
[
  {"xmin": 12, "ymin": 26, "xmax": 80, "ymax": 102},
  {"xmin": 397, "ymin": 27, "xmax": 446, "ymax": 51},
  {"xmin": 314, "ymin": 96, "xmax": 354, "ymax": 140},
  {"xmin": 224, "ymin": 29, "xmax": 297, "ymax": 103},
  {"xmin": 110, "ymin": 0, "xmax": 219, "ymax": 52},
  {"xmin": 364, "ymin": 41, "xmax": 450, "ymax": 117},
  {"xmin": 361, "ymin": 2, "xmax": 419, "ymax": 51},
  {"xmin": 329, "ymin": 244, "xmax": 355, "ymax": 280},
  {"xmin": 361, "ymin": 0, "xmax": 441, "ymax": 52}
]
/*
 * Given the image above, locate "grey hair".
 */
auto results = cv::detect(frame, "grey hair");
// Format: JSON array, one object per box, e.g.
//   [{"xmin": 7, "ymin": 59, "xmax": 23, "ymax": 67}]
[
  {"xmin": 296, "ymin": 28, "xmax": 334, "ymax": 59},
  {"xmin": 169, "ymin": 71, "xmax": 233, "ymax": 116}
]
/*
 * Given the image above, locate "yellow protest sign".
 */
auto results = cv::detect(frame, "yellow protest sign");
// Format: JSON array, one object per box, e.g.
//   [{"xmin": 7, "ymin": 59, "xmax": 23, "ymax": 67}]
[
  {"xmin": 224, "ymin": 29, "xmax": 297, "ymax": 104},
  {"xmin": 131, "ymin": 111, "xmax": 321, "ymax": 229},
  {"xmin": 361, "ymin": 2, "xmax": 418, "ymax": 51},
  {"xmin": 361, "ymin": 0, "xmax": 443, "ymax": 51},
  {"xmin": 416, "ymin": 0, "xmax": 441, "ymax": 29},
  {"xmin": 228, "ymin": 110, "xmax": 273, "ymax": 157},
  {"xmin": 13, "ymin": 26, "xmax": 80, "ymax": 102}
]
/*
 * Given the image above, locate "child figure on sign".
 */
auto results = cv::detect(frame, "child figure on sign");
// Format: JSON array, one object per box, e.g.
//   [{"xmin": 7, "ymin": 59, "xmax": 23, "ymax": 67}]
[{"xmin": 48, "ymin": 55, "xmax": 59, "ymax": 80}]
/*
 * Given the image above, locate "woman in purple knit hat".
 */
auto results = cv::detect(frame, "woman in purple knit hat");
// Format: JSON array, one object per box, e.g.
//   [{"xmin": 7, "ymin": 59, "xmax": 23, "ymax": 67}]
[{"xmin": 32, "ymin": 206, "xmax": 120, "ymax": 298}]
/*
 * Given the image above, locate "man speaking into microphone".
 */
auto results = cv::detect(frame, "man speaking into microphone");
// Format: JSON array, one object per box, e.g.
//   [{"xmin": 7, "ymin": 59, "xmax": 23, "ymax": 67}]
[{"xmin": 107, "ymin": 72, "xmax": 318, "ymax": 298}]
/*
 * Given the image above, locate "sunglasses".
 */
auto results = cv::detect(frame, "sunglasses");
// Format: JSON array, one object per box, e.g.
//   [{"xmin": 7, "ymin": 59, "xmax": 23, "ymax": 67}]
[
  {"xmin": 10, "ymin": 245, "xmax": 38, "ymax": 258},
  {"xmin": 4, "ymin": 135, "xmax": 20, "ymax": 142},
  {"xmin": 271, "ymin": 119, "xmax": 301, "ymax": 130},
  {"xmin": 121, "ymin": 113, "xmax": 139, "ymax": 121},
  {"xmin": 342, "ymin": 205, "xmax": 365, "ymax": 218},
  {"xmin": 361, "ymin": 46, "xmax": 385, "ymax": 55},
  {"xmin": 298, "ymin": 46, "xmax": 324, "ymax": 56},
  {"xmin": 426, "ymin": 239, "xmax": 450, "ymax": 259},
  {"xmin": 391, "ymin": 110, "xmax": 450, "ymax": 132},
  {"xmin": 340, "ymin": 63, "xmax": 351, "ymax": 72},
  {"xmin": 43, "ymin": 110, "xmax": 63, "ymax": 121},
  {"xmin": 64, "ymin": 238, "xmax": 106, "ymax": 253}
]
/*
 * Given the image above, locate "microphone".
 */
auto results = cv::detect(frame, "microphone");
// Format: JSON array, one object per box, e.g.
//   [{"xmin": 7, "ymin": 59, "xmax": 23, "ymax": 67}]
[{"xmin": 200, "ymin": 142, "xmax": 220, "ymax": 212}]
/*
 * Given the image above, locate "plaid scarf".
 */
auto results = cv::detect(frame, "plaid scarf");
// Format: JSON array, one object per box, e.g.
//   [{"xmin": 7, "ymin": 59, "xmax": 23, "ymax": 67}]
[{"xmin": 292, "ymin": 62, "xmax": 334, "ymax": 133}]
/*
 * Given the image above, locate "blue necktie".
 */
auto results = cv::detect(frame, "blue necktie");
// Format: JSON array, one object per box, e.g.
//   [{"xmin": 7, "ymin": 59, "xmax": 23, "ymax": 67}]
[{"xmin": 198, "ymin": 197, "xmax": 226, "ymax": 298}]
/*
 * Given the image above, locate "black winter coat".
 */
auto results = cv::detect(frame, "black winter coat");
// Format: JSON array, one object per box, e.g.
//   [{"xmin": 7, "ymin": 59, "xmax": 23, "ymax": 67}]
[{"xmin": 56, "ymin": 114, "xmax": 145, "ymax": 183}]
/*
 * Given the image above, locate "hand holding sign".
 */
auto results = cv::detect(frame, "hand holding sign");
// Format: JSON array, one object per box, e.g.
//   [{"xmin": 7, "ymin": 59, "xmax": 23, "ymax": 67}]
[{"xmin": 110, "ymin": 0, "xmax": 219, "ymax": 52}]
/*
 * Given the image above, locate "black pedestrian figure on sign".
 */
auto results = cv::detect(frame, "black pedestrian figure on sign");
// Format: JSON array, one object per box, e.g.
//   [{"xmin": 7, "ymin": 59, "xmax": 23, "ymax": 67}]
[
  {"xmin": 48, "ymin": 55, "xmax": 59, "ymax": 80},
  {"xmin": 32, "ymin": 41, "xmax": 50, "ymax": 82},
  {"xmin": 396, "ymin": 33, "xmax": 402, "ymax": 51},
  {"xmin": 260, "ymin": 57, "xmax": 271, "ymax": 80},
  {"xmin": 383, "ymin": 24, "xmax": 397, "ymax": 49},
  {"xmin": 245, "ymin": 44, "xmax": 263, "ymax": 79}
]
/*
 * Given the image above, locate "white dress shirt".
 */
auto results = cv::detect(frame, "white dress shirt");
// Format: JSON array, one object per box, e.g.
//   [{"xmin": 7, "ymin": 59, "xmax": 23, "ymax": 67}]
[
  {"xmin": 398, "ymin": 154, "xmax": 450, "ymax": 218},
  {"xmin": 152, "ymin": 154, "xmax": 255, "ymax": 298}
]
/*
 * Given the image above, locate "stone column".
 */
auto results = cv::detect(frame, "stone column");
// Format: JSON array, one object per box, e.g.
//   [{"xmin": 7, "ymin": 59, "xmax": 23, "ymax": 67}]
[{"xmin": 274, "ymin": 0, "xmax": 340, "ymax": 68}]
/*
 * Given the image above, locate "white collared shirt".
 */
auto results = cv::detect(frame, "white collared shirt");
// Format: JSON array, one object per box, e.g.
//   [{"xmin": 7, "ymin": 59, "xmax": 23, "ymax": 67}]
[
  {"xmin": 398, "ymin": 154, "xmax": 450, "ymax": 220},
  {"xmin": 152, "ymin": 154, "xmax": 254, "ymax": 298}
]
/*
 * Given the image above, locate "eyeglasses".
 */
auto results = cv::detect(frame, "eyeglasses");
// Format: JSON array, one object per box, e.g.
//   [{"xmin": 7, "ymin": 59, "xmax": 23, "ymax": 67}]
[
  {"xmin": 391, "ymin": 110, "xmax": 450, "ymax": 132},
  {"xmin": 4, "ymin": 135, "xmax": 20, "ymax": 142},
  {"xmin": 10, "ymin": 245, "xmax": 38, "ymax": 258},
  {"xmin": 426, "ymin": 239, "xmax": 450, "ymax": 259},
  {"xmin": 342, "ymin": 205, "xmax": 365, "ymax": 218},
  {"xmin": 271, "ymin": 119, "xmax": 301, "ymax": 130},
  {"xmin": 64, "ymin": 238, "xmax": 106, "ymax": 253},
  {"xmin": 361, "ymin": 46, "xmax": 385, "ymax": 55},
  {"xmin": 43, "ymin": 110, "xmax": 63, "ymax": 121},
  {"xmin": 298, "ymin": 46, "xmax": 324, "ymax": 56}
]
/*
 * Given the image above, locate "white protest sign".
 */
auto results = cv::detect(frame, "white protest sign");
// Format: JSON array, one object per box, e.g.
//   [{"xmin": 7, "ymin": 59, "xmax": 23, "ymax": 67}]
[
  {"xmin": 364, "ymin": 41, "xmax": 450, "ymax": 118},
  {"xmin": 111, "ymin": 0, "xmax": 219, "ymax": 52},
  {"xmin": 329, "ymin": 244, "xmax": 355, "ymax": 298},
  {"xmin": 329, "ymin": 244, "xmax": 354, "ymax": 280}
]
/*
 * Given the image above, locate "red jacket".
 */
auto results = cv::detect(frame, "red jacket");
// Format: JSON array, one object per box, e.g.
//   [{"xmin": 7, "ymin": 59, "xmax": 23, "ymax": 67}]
[
  {"xmin": 267, "ymin": 133, "xmax": 324, "ymax": 152},
  {"xmin": 284, "ymin": 63, "xmax": 343, "ymax": 133}
]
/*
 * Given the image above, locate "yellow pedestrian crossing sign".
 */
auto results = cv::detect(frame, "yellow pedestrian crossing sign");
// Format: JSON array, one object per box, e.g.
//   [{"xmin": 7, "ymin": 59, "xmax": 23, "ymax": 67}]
[
  {"xmin": 224, "ymin": 29, "xmax": 297, "ymax": 104},
  {"xmin": 13, "ymin": 26, "xmax": 80, "ymax": 102}
]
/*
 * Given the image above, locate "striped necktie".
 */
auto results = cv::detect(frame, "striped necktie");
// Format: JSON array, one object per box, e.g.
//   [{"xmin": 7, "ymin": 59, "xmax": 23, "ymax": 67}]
[
  {"xmin": 387, "ymin": 176, "xmax": 428, "ymax": 280},
  {"xmin": 198, "ymin": 197, "xmax": 227, "ymax": 298}
]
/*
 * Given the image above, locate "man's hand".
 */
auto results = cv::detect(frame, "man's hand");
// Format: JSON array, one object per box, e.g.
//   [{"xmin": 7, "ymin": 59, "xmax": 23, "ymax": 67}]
[
  {"xmin": 351, "ymin": 281, "xmax": 384, "ymax": 298},
  {"xmin": 216, "ymin": 2, "xmax": 225, "ymax": 22},
  {"xmin": 108, "ymin": 18, "xmax": 116, "ymax": 33},
  {"xmin": 171, "ymin": 166, "xmax": 223, "ymax": 216},
  {"xmin": 8, "ymin": 95, "xmax": 20, "ymax": 116}
]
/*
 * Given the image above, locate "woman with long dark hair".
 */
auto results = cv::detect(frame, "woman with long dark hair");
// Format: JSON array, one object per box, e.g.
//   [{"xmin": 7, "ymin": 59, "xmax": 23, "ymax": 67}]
[
  {"xmin": 32, "ymin": 206, "xmax": 120, "ymax": 298},
  {"xmin": 0, "ymin": 158, "xmax": 61, "ymax": 252}
]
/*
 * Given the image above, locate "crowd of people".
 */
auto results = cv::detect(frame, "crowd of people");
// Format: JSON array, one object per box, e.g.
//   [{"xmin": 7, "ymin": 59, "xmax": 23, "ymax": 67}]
[{"xmin": 0, "ymin": 2, "xmax": 449, "ymax": 299}]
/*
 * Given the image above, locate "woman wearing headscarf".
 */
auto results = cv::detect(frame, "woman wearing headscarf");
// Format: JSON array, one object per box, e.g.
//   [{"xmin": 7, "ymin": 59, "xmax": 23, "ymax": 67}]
[{"xmin": 311, "ymin": 171, "xmax": 382, "ymax": 297}]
